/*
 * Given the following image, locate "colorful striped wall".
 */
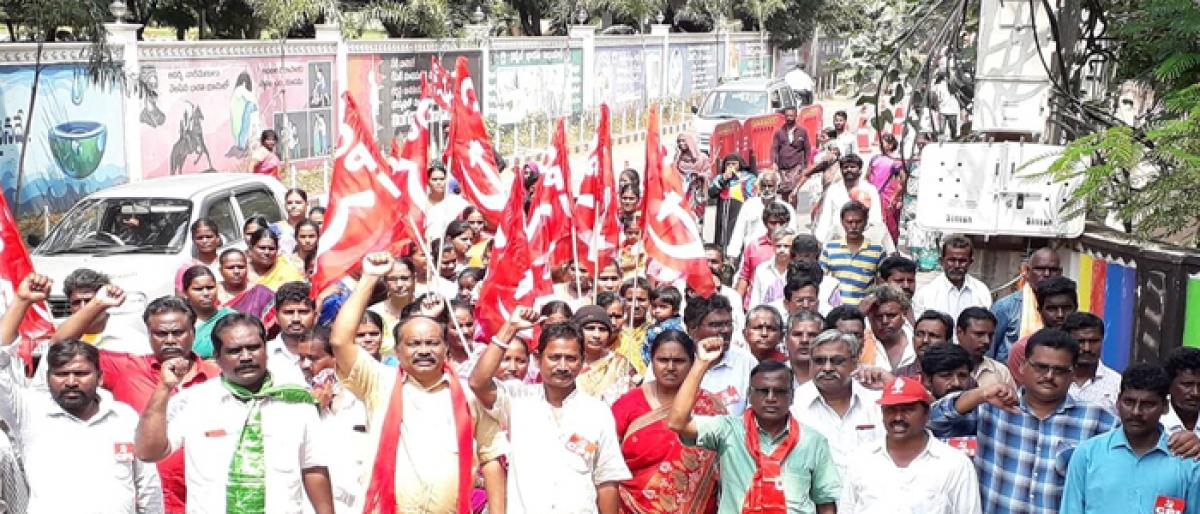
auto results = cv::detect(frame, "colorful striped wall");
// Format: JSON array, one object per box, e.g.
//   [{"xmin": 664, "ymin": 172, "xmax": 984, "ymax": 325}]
[{"xmin": 1071, "ymin": 228, "xmax": 1200, "ymax": 370}]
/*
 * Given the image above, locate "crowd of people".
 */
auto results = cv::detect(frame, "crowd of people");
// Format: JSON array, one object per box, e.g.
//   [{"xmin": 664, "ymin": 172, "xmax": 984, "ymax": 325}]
[{"xmin": 1, "ymin": 107, "xmax": 1199, "ymax": 514}]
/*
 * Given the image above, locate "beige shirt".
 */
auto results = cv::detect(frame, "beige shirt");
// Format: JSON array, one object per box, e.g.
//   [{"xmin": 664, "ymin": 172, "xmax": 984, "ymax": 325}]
[
  {"xmin": 338, "ymin": 347, "xmax": 503, "ymax": 513},
  {"xmin": 973, "ymin": 356, "xmax": 1015, "ymax": 389}
]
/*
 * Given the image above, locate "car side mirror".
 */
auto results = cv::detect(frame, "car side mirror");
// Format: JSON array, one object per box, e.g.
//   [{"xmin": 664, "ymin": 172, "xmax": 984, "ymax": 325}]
[
  {"xmin": 25, "ymin": 233, "xmax": 41, "ymax": 248},
  {"xmin": 771, "ymin": 99, "xmax": 782, "ymax": 109},
  {"xmin": 690, "ymin": 105, "xmax": 699, "ymax": 114}
]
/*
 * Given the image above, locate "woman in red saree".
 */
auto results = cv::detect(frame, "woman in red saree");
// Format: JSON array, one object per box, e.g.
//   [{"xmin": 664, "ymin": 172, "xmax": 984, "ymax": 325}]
[{"xmin": 612, "ymin": 329, "xmax": 724, "ymax": 514}]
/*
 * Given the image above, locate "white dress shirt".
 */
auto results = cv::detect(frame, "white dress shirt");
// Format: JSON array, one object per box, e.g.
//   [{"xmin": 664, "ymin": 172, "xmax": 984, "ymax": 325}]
[
  {"xmin": 701, "ymin": 346, "xmax": 759, "ymax": 416},
  {"xmin": 749, "ymin": 261, "xmax": 788, "ymax": 310},
  {"xmin": 1068, "ymin": 362, "xmax": 1121, "ymax": 415},
  {"xmin": 911, "ymin": 273, "xmax": 993, "ymax": 321},
  {"xmin": 1161, "ymin": 403, "xmax": 1200, "ymax": 435},
  {"xmin": 863, "ymin": 323, "xmax": 915, "ymax": 371},
  {"xmin": 424, "ymin": 193, "xmax": 470, "ymax": 241},
  {"xmin": 839, "ymin": 432, "xmax": 982, "ymax": 514},
  {"xmin": 166, "ymin": 379, "xmax": 327, "ymax": 514},
  {"xmin": 267, "ymin": 337, "xmax": 309, "ymax": 386},
  {"xmin": 488, "ymin": 381, "xmax": 631, "ymax": 514},
  {"xmin": 725, "ymin": 197, "xmax": 800, "ymax": 259},
  {"xmin": 0, "ymin": 346, "xmax": 162, "ymax": 514},
  {"xmin": 790, "ymin": 380, "xmax": 884, "ymax": 477}
]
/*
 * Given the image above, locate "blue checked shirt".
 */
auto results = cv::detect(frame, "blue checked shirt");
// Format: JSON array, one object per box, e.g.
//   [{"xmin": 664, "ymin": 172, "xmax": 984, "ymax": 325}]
[{"xmin": 928, "ymin": 391, "xmax": 1117, "ymax": 514}]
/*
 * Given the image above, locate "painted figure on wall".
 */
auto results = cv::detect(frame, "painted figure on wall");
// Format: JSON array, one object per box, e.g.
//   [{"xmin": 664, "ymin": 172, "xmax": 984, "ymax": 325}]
[
  {"xmin": 228, "ymin": 71, "xmax": 260, "ymax": 158},
  {"xmin": 169, "ymin": 102, "xmax": 216, "ymax": 175}
]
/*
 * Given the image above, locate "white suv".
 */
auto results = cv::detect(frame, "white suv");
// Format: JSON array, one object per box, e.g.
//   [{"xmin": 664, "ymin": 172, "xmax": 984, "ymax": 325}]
[
  {"xmin": 32, "ymin": 173, "xmax": 288, "ymax": 330},
  {"xmin": 690, "ymin": 78, "xmax": 802, "ymax": 154}
]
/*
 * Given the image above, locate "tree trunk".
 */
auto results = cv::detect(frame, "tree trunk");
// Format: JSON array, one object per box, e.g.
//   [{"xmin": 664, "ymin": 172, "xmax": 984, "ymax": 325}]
[
  {"xmin": 15, "ymin": 42, "xmax": 43, "ymax": 213},
  {"xmin": 5, "ymin": 20, "xmax": 15, "ymax": 41}
]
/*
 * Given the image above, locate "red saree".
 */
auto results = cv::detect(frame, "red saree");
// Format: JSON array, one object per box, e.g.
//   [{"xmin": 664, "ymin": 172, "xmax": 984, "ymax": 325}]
[{"xmin": 613, "ymin": 385, "xmax": 725, "ymax": 514}]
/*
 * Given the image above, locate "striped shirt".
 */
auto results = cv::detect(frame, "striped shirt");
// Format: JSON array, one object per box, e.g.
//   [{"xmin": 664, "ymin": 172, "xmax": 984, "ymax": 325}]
[
  {"xmin": 818, "ymin": 238, "xmax": 885, "ymax": 305},
  {"xmin": 928, "ymin": 391, "xmax": 1117, "ymax": 514}
]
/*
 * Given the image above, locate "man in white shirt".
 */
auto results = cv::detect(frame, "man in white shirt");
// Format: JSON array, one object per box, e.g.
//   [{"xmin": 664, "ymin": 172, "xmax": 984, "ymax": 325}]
[
  {"xmin": 471, "ymin": 309, "xmax": 631, "ymax": 514},
  {"xmin": 726, "ymin": 170, "xmax": 799, "ymax": 259},
  {"xmin": 748, "ymin": 228, "xmax": 796, "ymax": 309},
  {"xmin": 861, "ymin": 284, "xmax": 916, "ymax": 372},
  {"xmin": 268, "ymin": 281, "xmax": 317, "ymax": 385},
  {"xmin": 1163, "ymin": 347, "xmax": 1200, "ymax": 435},
  {"xmin": 1064, "ymin": 312, "xmax": 1120, "ymax": 415},
  {"xmin": 0, "ymin": 326, "xmax": 163, "ymax": 514},
  {"xmin": 682, "ymin": 294, "xmax": 759, "ymax": 415},
  {"xmin": 839, "ymin": 377, "xmax": 981, "ymax": 513},
  {"xmin": 791, "ymin": 329, "xmax": 884, "ymax": 477},
  {"xmin": 135, "ymin": 313, "xmax": 334, "ymax": 514},
  {"xmin": 912, "ymin": 235, "xmax": 992, "ymax": 320}
]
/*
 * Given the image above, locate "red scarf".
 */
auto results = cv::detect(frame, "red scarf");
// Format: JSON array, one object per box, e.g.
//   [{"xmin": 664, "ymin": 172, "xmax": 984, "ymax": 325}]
[
  {"xmin": 361, "ymin": 363, "xmax": 475, "ymax": 514},
  {"xmin": 741, "ymin": 410, "xmax": 800, "ymax": 514}
]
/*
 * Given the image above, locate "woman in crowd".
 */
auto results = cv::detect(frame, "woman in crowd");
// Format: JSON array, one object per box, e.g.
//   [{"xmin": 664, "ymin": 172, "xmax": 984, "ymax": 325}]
[
  {"xmin": 445, "ymin": 220, "xmax": 475, "ymax": 271},
  {"xmin": 290, "ymin": 219, "xmax": 320, "ymax": 276},
  {"xmin": 273, "ymin": 188, "xmax": 309, "ymax": 254},
  {"xmin": 708, "ymin": 153, "xmax": 754, "ymax": 251},
  {"xmin": 250, "ymin": 129, "xmax": 280, "ymax": 178},
  {"xmin": 673, "ymin": 133, "xmax": 712, "ymax": 222},
  {"xmin": 620, "ymin": 168, "xmax": 640, "ymax": 191},
  {"xmin": 175, "ymin": 218, "xmax": 223, "ymax": 294},
  {"xmin": 612, "ymin": 330, "xmax": 723, "ymax": 513},
  {"xmin": 573, "ymin": 305, "xmax": 637, "ymax": 404},
  {"xmin": 619, "ymin": 184, "xmax": 642, "ymax": 219},
  {"xmin": 245, "ymin": 227, "xmax": 305, "ymax": 290},
  {"xmin": 540, "ymin": 300, "xmax": 574, "ymax": 324},
  {"xmin": 242, "ymin": 215, "xmax": 270, "ymax": 246},
  {"xmin": 462, "ymin": 206, "xmax": 493, "ymax": 267},
  {"xmin": 216, "ymin": 248, "xmax": 277, "ymax": 327},
  {"xmin": 867, "ymin": 132, "xmax": 906, "ymax": 244},
  {"xmin": 181, "ymin": 265, "xmax": 234, "ymax": 359},
  {"xmin": 368, "ymin": 256, "xmax": 417, "ymax": 359},
  {"xmin": 355, "ymin": 309, "xmax": 396, "ymax": 366},
  {"xmin": 425, "ymin": 164, "xmax": 469, "ymax": 240}
]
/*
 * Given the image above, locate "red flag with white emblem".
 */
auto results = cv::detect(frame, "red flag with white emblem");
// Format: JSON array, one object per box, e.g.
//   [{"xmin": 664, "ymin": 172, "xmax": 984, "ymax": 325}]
[
  {"xmin": 0, "ymin": 192, "xmax": 54, "ymax": 373},
  {"xmin": 642, "ymin": 106, "xmax": 716, "ymax": 297},
  {"xmin": 311, "ymin": 92, "xmax": 405, "ymax": 297},
  {"xmin": 422, "ymin": 57, "xmax": 453, "ymax": 111},
  {"xmin": 386, "ymin": 97, "xmax": 433, "ymax": 246},
  {"xmin": 527, "ymin": 119, "xmax": 575, "ymax": 270},
  {"xmin": 574, "ymin": 104, "xmax": 619, "ymax": 272},
  {"xmin": 476, "ymin": 174, "xmax": 546, "ymax": 340},
  {"xmin": 443, "ymin": 57, "xmax": 505, "ymax": 226}
]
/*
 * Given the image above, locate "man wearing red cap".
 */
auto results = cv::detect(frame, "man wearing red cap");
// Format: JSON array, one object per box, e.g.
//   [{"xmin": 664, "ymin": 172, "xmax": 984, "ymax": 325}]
[{"xmin": 839, "ymin": 377, "xmax": 981, "ymax": 513}]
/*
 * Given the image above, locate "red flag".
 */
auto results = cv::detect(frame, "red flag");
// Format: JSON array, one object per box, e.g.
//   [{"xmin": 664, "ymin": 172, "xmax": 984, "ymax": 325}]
[
  {"xmin": 422, "ymin": 56, "xmax": 454, "ymax": 111},
  {"xmin": 311, "ymin": 92, "xmax": 405, "ymax": 297},
  {"xmin": 527, "ymin": 119, "xmax": 575, "ymax": 269},
  {"xmin": 476, "ymin": 174, "xmax": 546, "ymax": 340},
  {"xmin": 574, "ymin": 104, "xmax": 619, "ymax": 272},
  {"xmin": 642, "ymin": 106, "xmax": 716, "ymax": 297},
  {"xmin": 0, "ymin": 192, "xmax": 54, "ymax": 373},
  {"xmin": 386, "ymin": 97, "xmax": 433, "ymax": 246},
  {"xmin": 443, "ymin": 57, "xmax": 505, "ymax": 225}
]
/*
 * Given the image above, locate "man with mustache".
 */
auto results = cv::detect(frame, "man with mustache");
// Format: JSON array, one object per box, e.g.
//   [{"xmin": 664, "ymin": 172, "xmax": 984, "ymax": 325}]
[
  {"xmin": 1061, "ymin": 362, "xmax": 1200, "ymax": 514},
  {"xmin": 135, "ymin": 313, "xmax": 334, "ymax": 513},
  {"xmin": 681, "ymin": 294, "xmax": 758, "ymax": 415},
  {"xmin": 1005, "ymin": 277, "xmax": 1079, "ymax": 380},
  {"xmin": 322, "ymin": 253, "xmax": 504, "ymax": 513},
  {"xmin": 16, "ymin": 280, "xmax": 218, "ymax": 513},
  {"xmin": 785, "ymin": 310, "xmax": 824, "ymax": 387},
  {"xmin": 471, "ymin": 307, "xmax": 631, "ymax": 514},
  {"xmin": 0, "ymin": 275, "xmax": 163, "ymax": 513},
  {"xmin": 268, "ymin": 281, "xmax": 317, "ymax": 385},
  {"xmin": 1163, "ymin": 347, "xmax": 1200, "ymax": 435},
  {"xmin": 771, "ymin": 106, "xmax": 811, "ymax": 200},
  {"xmin": 839, "ymin": 377, "xmax": 981, "ymax": 513},
  {"xmin": 791, "ymin": 329, "xmax": 883, "ymax": 478},
  {"xmin": 956, "ymin": 307, "xmax": 1015, "ymax": 389},
  {"xmin": 989, "ymin": 247, "xmax": 1062, "ymax": 362},
  {"xmin": 669, "ymin": 338, "xmax": 840, "ymax": 514},
  {"xmin": 859, "ymin": 284, "xmax": 915, "ymax": 372},
  {"xmin": 818, "ymin": 200, "xmax": 886, "ymax": 306},
  {"xmin": 912, "ymin": 235, "xmax": 992, "ymax": 321},
  {"xmin": 891, "ymin": 310, "xmax": 954, "ymax": 378},
  {"xmin": 1062, "ymin": 312, "xmax": 1120, "ymax": 415},
  {"xmin": 929, "ymin": 328, "xmax": 1199, "ymax": 514}
]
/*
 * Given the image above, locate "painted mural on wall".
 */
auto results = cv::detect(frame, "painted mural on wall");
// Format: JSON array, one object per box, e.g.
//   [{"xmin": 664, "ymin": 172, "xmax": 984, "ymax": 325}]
[
  {"xmin": 594, "ymin": 46, "xmax": 646, "ymax": 107},
  {"xmin": 346, "ymin": 50, "xmax": 483, "ymax": 149},
  {"xmin": 486, "ymin": 48, "xmax": 582, "ymax": 125},
  {"xmin": 139, "ymin": 56, "xmax": 335, "ymax": 178},
  {"xmin": 0, "ymin": 64, "xmax": 128, "ymax": 221},
  {"xmin": 666, "ymin": 43, "xmax": 720, "ymax": 98}
]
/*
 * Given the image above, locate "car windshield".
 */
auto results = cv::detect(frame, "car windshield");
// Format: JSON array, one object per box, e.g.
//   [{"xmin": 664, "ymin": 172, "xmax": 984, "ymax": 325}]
[
  {"xmin": 699, "ymin": 90, "xmax": 769, "ymax": 118},
  {"xmin": 35, "ymin": 198, "xmax": 193, "ymax": 255}
]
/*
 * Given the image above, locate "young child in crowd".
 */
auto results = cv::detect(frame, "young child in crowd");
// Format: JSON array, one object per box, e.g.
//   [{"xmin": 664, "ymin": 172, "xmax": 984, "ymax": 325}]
[{"xmin": 643, "ymin": 285, "xmax": 684, "ymax": 365}]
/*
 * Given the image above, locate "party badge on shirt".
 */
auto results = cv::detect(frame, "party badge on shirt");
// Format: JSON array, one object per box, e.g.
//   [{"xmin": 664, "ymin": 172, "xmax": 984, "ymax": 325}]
[
  {"xmin": 114, "ymin": 442, "xmax": 135, "ymax": 463},
  {"xmin": 565, "ymin": 433, "xmax": 597, "ymax": 462},
  {"xmin": 1156, "ymin": 496, "xmax": 1185, "ymax": 514},
  {"xmin": 713, "ymin": 385, "xmax": 742, "ymax": 409},
  {"xmin": 946, "ymin": 437, "xmax": 977, "ymax": 457}
]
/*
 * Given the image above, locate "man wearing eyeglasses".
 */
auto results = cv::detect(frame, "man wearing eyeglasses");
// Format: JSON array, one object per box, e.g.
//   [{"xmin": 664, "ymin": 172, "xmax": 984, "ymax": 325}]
[
  {"xmin": 681, "ymin": 294, "xmax": 757, "ymax": 415},
  {"xmin": 989, "ymin": 248, "xmax": 1062, "ymax": 363},
  {"xmin": 928, "ymin": 328, "xmax": 1115, "ymax": 514},
  {"xmin": 790, "ymin": 329, "xmax": 883, "ymax": 479}
]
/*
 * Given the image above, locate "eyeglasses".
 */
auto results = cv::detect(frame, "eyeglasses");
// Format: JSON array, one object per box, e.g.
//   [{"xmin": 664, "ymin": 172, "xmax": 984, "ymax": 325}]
[
  {"xmin": 811, "ymin": 355, "xmax": 849, "ymax": 366},
  {"xmin": 1027, "ymin": 361, "xmax": 1073, "ymax": 377}
]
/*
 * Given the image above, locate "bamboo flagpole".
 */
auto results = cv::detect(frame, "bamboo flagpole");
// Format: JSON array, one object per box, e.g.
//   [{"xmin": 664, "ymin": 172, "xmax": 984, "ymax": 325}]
[{"xmin": 407, "ymin": 215, "xmax": 471, "ymax": 351}]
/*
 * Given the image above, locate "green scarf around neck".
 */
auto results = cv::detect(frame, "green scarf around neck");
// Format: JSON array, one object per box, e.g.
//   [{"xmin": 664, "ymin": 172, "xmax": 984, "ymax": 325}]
[{"xmin": 221, "ymin": 375, "xmax": 314, "ymax": 513}]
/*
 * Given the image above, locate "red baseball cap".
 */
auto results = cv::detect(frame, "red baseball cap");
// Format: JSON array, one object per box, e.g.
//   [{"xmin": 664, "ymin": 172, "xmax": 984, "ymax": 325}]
[{"xmin": 878, "ymin": 377, "xmax": 934, "ymax": 406}]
